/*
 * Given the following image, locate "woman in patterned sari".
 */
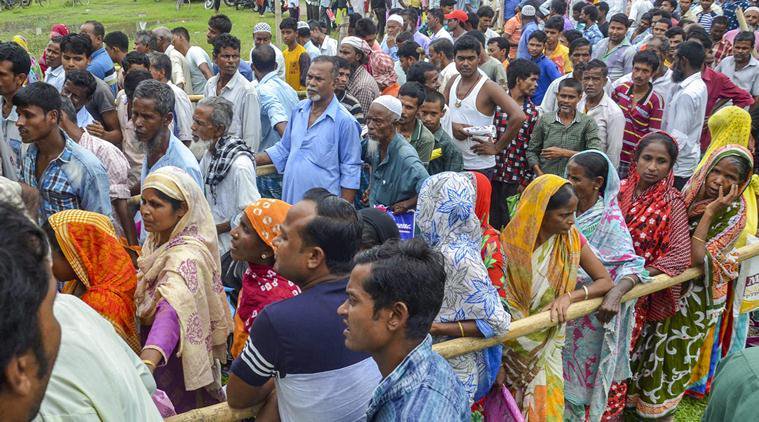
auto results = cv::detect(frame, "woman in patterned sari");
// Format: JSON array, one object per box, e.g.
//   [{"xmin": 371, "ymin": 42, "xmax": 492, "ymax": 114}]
[
  {"xmin": 136, "ymin": 166, "xmax": 233, "ymax": 413},
  {"xmin": 628, "ymin": 145, "xmax": 754, "ymax": 418},
  {"xmin": 562, "ymin": 151, "xmax": 648, "ymax": 421},
  {"xmin": 469, "ymin": 171, "xmax": 507, "ymax": 300},
  {"xmin": 44, "ymin": 209, "xmax": 140, "ymax": 352},
  {"xmin": 501, "ymin": 174, "xmax": 613, "ymax": 421},
  {"xmin": 416, "ymin": 172, "xmax": 511, "ymax": 404}
]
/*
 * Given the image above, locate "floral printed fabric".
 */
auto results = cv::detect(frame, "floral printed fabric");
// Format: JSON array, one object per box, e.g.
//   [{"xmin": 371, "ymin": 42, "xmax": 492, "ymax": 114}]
[{"xmin": 417, "ymin": 172, "xmax": 511, "ymax": 403}]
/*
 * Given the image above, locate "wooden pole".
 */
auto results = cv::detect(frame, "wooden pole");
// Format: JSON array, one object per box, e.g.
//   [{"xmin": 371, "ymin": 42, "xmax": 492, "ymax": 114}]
[
  {"xmin": 275, "ymin": 0, "xmax": 283, "ymax": 48},
  {"xmin": 166, "ymin": 241, "xmax": 759, "ymax": 421}
]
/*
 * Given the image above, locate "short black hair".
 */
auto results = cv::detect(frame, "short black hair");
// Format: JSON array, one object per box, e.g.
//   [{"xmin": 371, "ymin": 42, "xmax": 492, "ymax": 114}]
[
  {"xmin": 64, "ymin": 69, "xmax": 97, "ymax": 99},
  {"xmin": 297, "ymin": 27, "xmax": 311, "ymax": 38},
  {"xmin": 569, "ymin": 37, "xmax": 591, "ymax": 54},
  {"xmin": 398, "ymin": 81, "xmax": 427, "ymax": 106},
  {"xmin": 582, "ymin": 5, "xmax": 599, "ymax": 21},
  {"xmin": 355, "ymin": 18, "xmax": 377, "ymax": 38},
  {"xmin": 357, "ymin": 208, "xmax": 400, "ymax": 250},
  {"xmin": 660, "ymin": 0, "xmax": 676, "ymax": 7},
  {"xmin": 507, "ymin": 58, "xmax": 540, "ymax": 89},
  {"xmin": 403, "ymin": 8, "xmax": 419, "ymax": 23},
  {"xmin": 396, "ymin": 31, "xmax": 414, "ymax": 44},
  {"xmin": 13, "ymin": 82, "xmax": 62, "ymax": 118},
  {"xmin": 676, "ymin": 40, "xmax": 705, "ymax": 69},
  {"xmin": 467, "ymin": 12, "xmax": 479, "ymax": 28},
  {"xmin": 148, "ymin": 52, "xmax": 172, "ymax": 80},
  {"xmin": 653, "ymin": 17, "xmax": 672, "ymax": 29},
  {"xmin": 544, "ymin": 16, "xmax": 565, "ymax": 32},
  {"xmin": 280, "ymin": 17, "xmax": 298, "ymax": 31},
  {"xmin": 0, "ymin": 203, "xmax": 53, "ymax": 388},
  {"xmin": 0, "ymin": 42, "xmax": 31, "ymax": 77},
  {"xmin": 423, "ymin": 89, "xmax": 446, "ymax": 109},
  {"xmin": 104, "ymin": 31, "xmax": 129, "ymax": 52},
  {"xmin": 453, "ymin": 35, "xmax": 482, "ymax": 55},
  {"xmin": 60, "ymin": 34, "xmax": 92, "ymax": 58},
  {"xmin": 598, "ymin": 1, "xmax": 609, "ymax": 13},
  {"xmin": 467, "ymin": 30, "xmax": 486, "ymax": 47},
  {"xmin": 564, "ymin": 30, "xmax": 584, "ymax": 45},
  {"xmin": 133, "ymin": 79, "xmax": 175, "ymax": 116},
  {"xmin": 635, "ymin": 132, "xmax": 679, "ymax": 168},
  {"xmin": 569, "ymin": 151, "xmax": 609, "ymax": 193},
  {"xmin": 441, "ymin": 0, "xmax": 456, "ymax": 6},
  {"xmin": 398, "ymin": 41, "xmax": 422, "ymax": 59},
  {"xmin": 334, "ymin": 55, "xmax": 351, "ymax": 70},
  {"xmin": 251, "ymin": 44, "xmax": 277, "ymax": 73},
  {"xmin": 124, "ymin": 69, "xmax": 153, "ymax": 101},
  {"xmin": 477, "ymin": 5, "xmax": 495, "ymax": 18},
  {"xmin": 429, "ymin": 38, "xmax": 454, "ymax": 60},
  {"xmin": 546, "ymin": 183, "xmax": 576, "ymax": 210},
  {"xmin": 573, "ymin": 1, "xmax": 586, "ymax": 13},
  {"xmin": 353, "ymin": 238, "xmax": 446, "ymax": 340},
  {"xmin": 558, "ymin": 77, "xmax": 583, "ymax": 96},
  {"xmin": 122, "ymin": 51, "xmax": 150, "ymax": 72},
  {"xmin": 550, "ymin": 0, "xmax": 567, "ymax": 15},
  {"xmin": 712, "ymin": 15, "xmax": 729, "ymax": 28},
  {"xmin": 172, "ymin": 27, "xmax": 190, "ymax": 42},
  {"xmin": 59, "ymin": 95, "xmax": 78, "ymax": 123},
  {"xmin": 665, "ymin": 26, "xmax": 685, "ymax": 39},
  {"xmin": 208, "ymin": 14, "xmax": 232, "ymax": 34},
  {"xmin": 212, "ymin": 33, "xmax": 241, "ymax": 57},
  {"xmin": 584, "ymin": 59, "xmax": 608, "ymax": 77},
  {"xmin": 735, "ymin": 31, "xmax": 756, "ymax": 48},
  {"xmin": 428, "ymin": 8, "xmax": 445, "ymax": 23},
  {"xmin": 487, "ymin": 36, "xmax": 510, "ymax": 53},
  {"xmin": 609, "ymin": 13, "xmax": 630, "ymax": 27},
  {"xmin": 84, "ymin": 20, "xmax": 105, "ymax": 38},
  {"xmin": 301, "ymin": 188, "xmax": 361, "ymax": 274},
  {"xmin": 632, "ymin": 50, "xmax": 661, "ymax": 71},
  {"xmin": 406, "ymin": 62, "xmax": 436, "ymax": 87},
  {"xmin": 528, "ymin": 30, "xmax": 548, "ymax": 44},
  {"xmin": 685, "ymin": 27, "xmax": 713, "ymax": 50}
]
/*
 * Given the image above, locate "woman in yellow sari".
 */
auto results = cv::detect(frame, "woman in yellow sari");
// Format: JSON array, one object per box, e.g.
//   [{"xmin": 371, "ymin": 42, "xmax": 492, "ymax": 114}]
[
  {"xmin": 501, "ymin": 174, "xmax": 614, "ymax": 421},
  {"xmin": 43, "ymin": 209, "xmax": 140, "ymax": 352}
]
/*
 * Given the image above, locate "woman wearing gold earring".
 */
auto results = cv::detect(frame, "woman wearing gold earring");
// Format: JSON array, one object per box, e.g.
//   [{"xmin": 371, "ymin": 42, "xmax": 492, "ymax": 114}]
[{"xmin": 229, "ymin": 199, "xmax": 301, "ymax": 357}]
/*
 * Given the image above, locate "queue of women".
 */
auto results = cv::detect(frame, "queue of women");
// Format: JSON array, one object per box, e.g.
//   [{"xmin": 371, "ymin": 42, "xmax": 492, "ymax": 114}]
[{"xmin": 42, "ymin": 104, "xmax": 757, "ymax": 420}]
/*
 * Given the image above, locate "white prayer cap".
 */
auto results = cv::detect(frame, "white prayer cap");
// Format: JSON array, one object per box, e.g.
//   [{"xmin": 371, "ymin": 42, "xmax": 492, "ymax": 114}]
[
  {"xmin": 746, "ymin": 6, "xmax": 759, "ymax": 15},
  {"xmin": 372, "ymin": 95, "xmax": 402, "ymax": 120},
  {"xmin": 253, "ymin": 22, "xmax": 272, "ymax": 34},
  {"xmin": 340, "ymin": 36, "xmax": 372, "ymax": 55},
  {"xmin": 387, "ymin": 14, "xmax": 404, "ymax": 25},
  {"xmin": 297, "ymin": 21, "xmax": 310, "ymax": 30},
  {"xmin": 521, "ymin": 5, "xmax": 536, "ymax": 17}
]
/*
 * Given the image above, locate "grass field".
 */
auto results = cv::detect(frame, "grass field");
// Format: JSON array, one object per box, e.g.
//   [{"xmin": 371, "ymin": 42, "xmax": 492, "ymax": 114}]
[{"xmin": 0, "ymin": 0, "xmax": 281, "ymax": 58}]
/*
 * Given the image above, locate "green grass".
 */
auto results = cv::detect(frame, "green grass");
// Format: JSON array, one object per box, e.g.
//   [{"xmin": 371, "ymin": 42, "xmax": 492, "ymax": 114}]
[
  {"xmin": 0, "ymin": 0, "xmax": 281, "ymax": 58},
  {"xmin": 675, "ymin": 396, "xmax": 707, "ymax": 422}
]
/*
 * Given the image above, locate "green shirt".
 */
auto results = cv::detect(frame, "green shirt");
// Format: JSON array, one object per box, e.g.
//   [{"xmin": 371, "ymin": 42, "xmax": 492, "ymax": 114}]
[
  {"xmin": 703, "ymin": 346, "xmax": 759, "ymax": 421},
  {"xmin": 429, "ymin": 127, "xmax": 464, "ymax": 175},
  {"xmin": 407, "ymin": 119, "xmax": 435, "ymax": 165},
  {"xmin": 526, "ymin": 110, "xmax": 602, "ymax": 176},
  {"xmin": 365, "ymin": 133, "xmax": 429, "ymax": 207}
]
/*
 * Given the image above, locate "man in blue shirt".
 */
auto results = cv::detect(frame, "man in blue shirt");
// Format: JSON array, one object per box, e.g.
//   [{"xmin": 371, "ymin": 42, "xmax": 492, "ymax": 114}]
[
  {"xmin": 15, "ymin": 82, "xmax": 111, "ymax": 222},
  {"xmin": 206, "ymin": 14, "xmax": 254, "ymax": 81},
  {"xmin": 256, "ymin": 56, "xmax": 362, "ymax": 205},
  {"xmin": 131, "ymin": 79, "xmax": 202, "ymax": 187},
  {"xmin": 80, "ymin": 20, "xmax": 118, "ymax": 95},
  {"xmin": 516, "ymin": 4, "xmax": 539, "ymax": 59},
  {"xmin": 527, "ymin": 30, "xmax": 562, "ymax": 104},
  {"xmin": 338, "ymin": 238, "xmax": 469, "ymax": 421},
  {"xmin": 252, "ymin": 44, "xmax": 299, "ymax": 200},
  {"xmin": 579, "ymin": 4, "xmax": 605, "ymax": 45}
]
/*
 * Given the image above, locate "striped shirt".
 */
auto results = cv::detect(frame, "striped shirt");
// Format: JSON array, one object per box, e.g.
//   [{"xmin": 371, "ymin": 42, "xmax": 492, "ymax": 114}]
[{"xmin": 611, "ymin": 82, "xmax": 664, "ymax": 166}]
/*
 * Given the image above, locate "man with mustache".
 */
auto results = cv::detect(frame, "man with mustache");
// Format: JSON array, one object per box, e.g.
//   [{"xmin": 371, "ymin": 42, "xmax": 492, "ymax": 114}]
[
  {"xmin": 540, "ymin": 38, "xmax": 594, "ymax": 114},
  {"xmin": 255, "ymin": 56, "xmax": 362, "ymax": 205},
  {"xmin": 337, "ymin": 36, "xmax": 380, "ymax": 115},
  {"xmin": 662, "ymin": 40, "xmax": 708, "ymax": 190}
]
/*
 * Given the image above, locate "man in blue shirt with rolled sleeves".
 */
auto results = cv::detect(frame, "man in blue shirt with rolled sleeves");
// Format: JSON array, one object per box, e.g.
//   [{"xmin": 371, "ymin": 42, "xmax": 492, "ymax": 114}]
[
  {"xmin": 80, "ymin": 20, "xmax": 118, "ymax": 95},
  {"xmin": 256, "ymin": 56, "xmax": 362, "ymax": 205},
  {"xmin": 252, "ymin": 44, "xmax": 299, "ymax": 200}
]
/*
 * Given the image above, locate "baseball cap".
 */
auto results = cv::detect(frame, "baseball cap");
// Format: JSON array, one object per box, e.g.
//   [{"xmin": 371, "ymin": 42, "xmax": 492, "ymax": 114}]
[{"xmin": 445, "ymin": 10, "xmax": 469, "ymax": 22}]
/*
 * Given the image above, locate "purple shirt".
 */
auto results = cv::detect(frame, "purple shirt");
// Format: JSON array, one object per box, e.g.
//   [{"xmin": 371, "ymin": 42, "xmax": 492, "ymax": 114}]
[{"xmin": 414, "ymin": 31, "xmax": 431, "ymax": 54}]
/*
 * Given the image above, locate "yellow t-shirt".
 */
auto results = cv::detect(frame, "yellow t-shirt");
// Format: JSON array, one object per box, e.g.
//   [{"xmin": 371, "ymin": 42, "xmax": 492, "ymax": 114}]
[
  {"xmin": 547, "ymin": 43, "xmax": 573, "ymax": 74},
  {"xmin": 283, "ymin": 43, "xmax": 307, "ymax": 91}
]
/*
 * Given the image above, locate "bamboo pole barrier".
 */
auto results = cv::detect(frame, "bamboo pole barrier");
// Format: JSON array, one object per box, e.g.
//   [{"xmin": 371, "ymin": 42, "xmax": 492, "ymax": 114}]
[
  {"xmin": 166, "ymin": 241, "xmax": 759, "ymax": 421},
  {"xmin": 189, "ymin": 92, "xmax": 308, "ymax": 103}
]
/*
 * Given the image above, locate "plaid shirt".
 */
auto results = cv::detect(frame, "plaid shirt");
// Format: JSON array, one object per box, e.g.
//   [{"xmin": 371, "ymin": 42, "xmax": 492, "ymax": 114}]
[
  {"xmin": 21, "ymin": 132, "xmax": 112, "ymax": 222},
  {"xmin": 347, "ymin": 65, "xmax": 380, "ymax": 115},
  {"xmin": 611, "ymin": 82, "xmax": 664, "ymax": 167},
  {"xmin": 712, "ymin": 39, "xmax": 733, "ymax": 68},
  {"xmin": 494, "ymin": 97, "xmax": 539, "ymax": 185}
]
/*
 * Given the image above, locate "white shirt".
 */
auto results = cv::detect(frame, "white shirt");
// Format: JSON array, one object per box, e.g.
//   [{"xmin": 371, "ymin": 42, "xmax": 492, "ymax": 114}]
[
  {"xmin": 629, "ymin": 0, "xmax": 654, "ymax": 25},
  {"xmin": 432, "ymin": 27, "xmax": 454, "ymax": 43},
  {"xmin": 0, "ymin": 96, "xmax": 21, "ymax": 181},
  {"xmin": 614, "ymin": 68, "xmax": 675, "ymax": 107},
  {"xmin": 167, "ymin": 81, "xmax": 194, "ymax": 143},
  {"xmin": 578, "ymin": 94, "xmax": 626, "ymax": 168},
  {"xmin": 250, "ymin": 44, "xmax": 287, "ymax": 80},
  {"xmin": 484, "ymin": 28, "xmax": 499, "ymax": 42},
  {"xmin": 318, "ymin": 36, "xmax": 338, "ymax": 57},
  {"xmin": 304, "ymin": 41, "xmax": 321, "ymax": 60},
  {"xmin": 185, "ymin": 45, "xmax": 213, "ymax": 95},
  {"xmin": 715, "ymin": 56, "xmax": 759, "ymax": 96},
  {"xmin": 34, "ymin": 295, "xmax": 162, "ymax": 422},
  {"xmin": 204, "ymin": 71, "xmax": 262, "ymax": 150},
  {"xmin": 76, "ymin": 107, "xmax": 95, "ymax": 128},
  {"xmin": 438, "ymin": 61, "xmax": 459, "ymax": 95},
  {"xmin": 166, "ymin": 45, "xmax": 193, "ymax": 94},
  {"xmin": 540, "ymin": 73, "xmax": 614, "ymax": 114},
  {"xmin": 200, "ymin": 151, "xmax": 260, "ymax": 255},
  {"xmin": 606, "ymin": 0, "xmax": 626, "ymax": 16},
  {"xmin": 663, "ymin": 72, "xmax": 708, "ymax": 178},
  {"xmin": 44, "ymin": 65, "xmax": 66, "ymax": 92}
]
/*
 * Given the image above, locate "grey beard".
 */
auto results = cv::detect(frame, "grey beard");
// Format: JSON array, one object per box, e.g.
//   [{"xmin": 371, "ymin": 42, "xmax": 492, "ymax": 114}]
[
  {"xmin": 146, "ymin": 128, "xmax": 168, "ymax": 155},
  {"xmin": 366, "ymin": 137, "xmax": 379, "ymax": 158}
]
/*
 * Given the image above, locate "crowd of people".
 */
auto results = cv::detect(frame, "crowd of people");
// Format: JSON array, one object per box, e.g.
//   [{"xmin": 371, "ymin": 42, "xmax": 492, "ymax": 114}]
[{"xmin": 1, "ymin": 0, "xmax": 759, "ymax": 420}]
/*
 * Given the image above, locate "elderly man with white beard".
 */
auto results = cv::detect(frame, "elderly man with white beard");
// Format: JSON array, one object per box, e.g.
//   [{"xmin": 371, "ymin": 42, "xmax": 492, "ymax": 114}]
[
  {"xmin": 362, "ymin": 95, "xmax": 429, "ymax": 213},
  {"xmin": 194, "ymin": 96, "xmax": 260, "ymax": 256},
  {"xmin": 255, "ymin": 55, "xmax": 362, "ymax": 204}
]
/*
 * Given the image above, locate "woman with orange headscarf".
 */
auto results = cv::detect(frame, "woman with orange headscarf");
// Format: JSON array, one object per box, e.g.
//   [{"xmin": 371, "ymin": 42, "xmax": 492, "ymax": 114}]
[
  {"xmin": 229, "ymin": 198, "xmax": 300, "ymax": 357},
  {"xmin": 43, "ymin": 209, "xmax": 139, "ymax": 352}
]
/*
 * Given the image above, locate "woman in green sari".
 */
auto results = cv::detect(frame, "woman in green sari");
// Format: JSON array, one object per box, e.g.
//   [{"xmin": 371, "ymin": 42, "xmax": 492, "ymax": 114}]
[{"xmin": 627, "ymin": 145, "xmax": 754, "ymax": 419}]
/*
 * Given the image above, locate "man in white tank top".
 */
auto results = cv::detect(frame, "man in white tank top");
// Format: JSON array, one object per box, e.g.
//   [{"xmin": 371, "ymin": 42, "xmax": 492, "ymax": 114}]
[{"xmin": 443, "ymin": 35, "xmax": 526, "ymax": 178}]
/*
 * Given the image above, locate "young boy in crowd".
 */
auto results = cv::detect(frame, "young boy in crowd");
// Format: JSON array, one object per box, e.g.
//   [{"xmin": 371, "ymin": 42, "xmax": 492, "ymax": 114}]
[
  {"xmin": 280, "ymin": 17, "xmax": 310, "ymax": 91},
  {"xmin": 419, "ymin": 90, "xmax": 463, "ymax": 175}
]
